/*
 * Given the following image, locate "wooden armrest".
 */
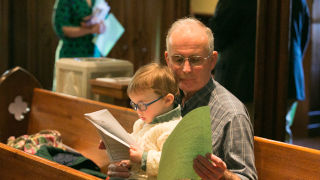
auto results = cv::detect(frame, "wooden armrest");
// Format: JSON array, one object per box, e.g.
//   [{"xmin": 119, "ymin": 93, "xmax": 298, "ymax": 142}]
[
  {"xmin": 0, "ymin": 143, "xmax": 101, "ymax": 180},
  {"xmin": 254, "ymin": 136, "xmax": 320, "ymax": 179}
]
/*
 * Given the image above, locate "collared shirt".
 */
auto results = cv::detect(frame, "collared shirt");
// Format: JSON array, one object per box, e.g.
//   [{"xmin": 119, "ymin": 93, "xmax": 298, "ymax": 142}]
[
  {"xmin": 175, "ymin": 78, "xmax": 257, "ymax": 180},
  {"xmin": 150, "ymin": 104, "xmax": 181, "ymax": 124}
]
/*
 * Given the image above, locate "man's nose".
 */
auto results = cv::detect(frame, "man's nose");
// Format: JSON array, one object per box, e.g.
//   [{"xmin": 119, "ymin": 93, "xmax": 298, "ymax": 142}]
[{"xmin": 182, "ymin": 59, "xmax": 192, "ymax": 72}]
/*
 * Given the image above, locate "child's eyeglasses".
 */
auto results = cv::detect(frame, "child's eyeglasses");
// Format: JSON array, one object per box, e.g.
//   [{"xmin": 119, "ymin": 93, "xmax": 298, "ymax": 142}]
[{"xmin": 130, "ymin": 96, "xmax": 164, "ymax": 111}]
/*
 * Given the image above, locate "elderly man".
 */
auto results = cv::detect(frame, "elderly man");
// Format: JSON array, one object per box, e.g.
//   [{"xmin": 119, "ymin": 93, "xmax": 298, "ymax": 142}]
[
  {"xmin": 164, "ymin": 18, "xmax": 257, "ymax": 180},
  {"xmin": 106, "ymin": 17, "xmax": 257, "ymax": 180}
]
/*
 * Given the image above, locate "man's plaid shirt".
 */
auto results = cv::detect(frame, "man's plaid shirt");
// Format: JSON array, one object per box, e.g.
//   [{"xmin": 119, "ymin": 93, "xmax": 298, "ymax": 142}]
[{"xmin": 175, "ymin": 78, "xmax": 257, "ymax": 180}]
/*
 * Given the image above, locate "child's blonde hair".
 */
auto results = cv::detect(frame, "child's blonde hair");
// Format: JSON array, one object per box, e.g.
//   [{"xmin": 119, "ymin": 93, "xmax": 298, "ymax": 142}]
[{"xmin": 127, "ymin": 63, "xmax": 179, "ymax": 96}]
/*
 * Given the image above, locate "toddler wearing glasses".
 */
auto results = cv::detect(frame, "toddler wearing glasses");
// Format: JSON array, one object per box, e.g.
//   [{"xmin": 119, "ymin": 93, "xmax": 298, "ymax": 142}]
[{"xmin": 124, "ymin": 62, "xmax": 181, "ymax": 179}]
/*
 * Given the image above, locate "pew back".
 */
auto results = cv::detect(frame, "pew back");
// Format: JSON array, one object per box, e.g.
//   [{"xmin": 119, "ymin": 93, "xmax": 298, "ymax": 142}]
[
  {"xmin": 0, "ymin": 66, "xmax": 41, "ymax": 142},
  {"xmin": 28, "ymin": 88, "xmax": 138, "ymax": 172},
  {"xmin": 254, "ymin": 136, "xmax": 320, "ymax": 180}
]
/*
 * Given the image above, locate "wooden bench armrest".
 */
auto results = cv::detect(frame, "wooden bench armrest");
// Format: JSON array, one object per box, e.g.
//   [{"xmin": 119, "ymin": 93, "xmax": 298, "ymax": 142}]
[
  {"xmin": 254, "ymin": 136, "xmax": 320, "ymax": 179},
  {"xmin": 0, "ymin": 142, "xmax": 101, "ymax": 180}
]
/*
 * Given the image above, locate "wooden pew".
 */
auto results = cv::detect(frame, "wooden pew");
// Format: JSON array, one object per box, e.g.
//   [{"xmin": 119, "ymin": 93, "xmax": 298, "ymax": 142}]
[
  {"xmin": 0, "ymin": 67, "xmax": 138, "ymax": 179},
  {"xmin": 0, "ymin": 142, "xmax": 102, "ymax": 180},
  {"xmin": 254, "ymin": 136, "xmax": 320, "ymax": 179},
  {"xmin": 0, "ymin": 67, "xmax": 320, "ymax": 179}
]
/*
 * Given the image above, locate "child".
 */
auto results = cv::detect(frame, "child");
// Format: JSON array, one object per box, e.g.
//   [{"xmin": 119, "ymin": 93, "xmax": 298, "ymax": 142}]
[{"xmin": 124, "ymin": 62, "xmax": 181, "ymax": 179}]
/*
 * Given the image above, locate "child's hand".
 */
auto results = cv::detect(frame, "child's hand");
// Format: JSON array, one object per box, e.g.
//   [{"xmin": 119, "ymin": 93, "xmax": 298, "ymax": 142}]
[
  {"xmin": 129, "ymin": 145, "xmax": 143, "ymax": 163},
  {"xmin": 98, "ymin": 140, "xmax": 106, "ymax": 149}
]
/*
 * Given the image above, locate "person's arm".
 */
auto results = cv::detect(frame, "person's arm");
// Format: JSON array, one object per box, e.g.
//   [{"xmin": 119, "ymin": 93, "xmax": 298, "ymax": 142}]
[
  {"xmin": 61, "ymin": 22, "xmax": 104, "ymax": 38},
  {"xmin": 193, "ymin": 153, "xmax": 240, "ymax": 180},
  {"xmin": 98, "ymin": 140, "xmax": 131, "ymax": 178},
  {"xmin": 136, "ymin": 120, "xmax": 179, "ymax": 176},
  {"xmin": 222, "ymin": 115, "xmax": 256, "ymax": 180},
  {"xmin": 129, "ymin": 145, "xmax": 143, "ymax": 163},
  {"xmin": 103, "ymin": 119, "xmax": 143, "ymax": 178},
  {"xmin": 128, "ymin": 134, "xmax": 164, "ymax": 175},
  {"xmin": 53, "ymin": 0, "xmax": 105, "ymax": 39},
  {"xmin": 107, "ymin": 161, "xmax": 131, "ymax": 178},
  {"xmin": 194, "ymin": 113, "xmax": 257, "ymax": 180}
]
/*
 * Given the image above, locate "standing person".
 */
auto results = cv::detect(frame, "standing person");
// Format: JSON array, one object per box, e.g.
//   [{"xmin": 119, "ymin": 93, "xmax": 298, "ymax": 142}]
[
  {"xmin": 208, "ymin": 0, "xmax": 257, "ymax": 119},
  {"xmin": 109, "ymin": 63, "xmax": 182, "ymax": 179},
  {"xmin": 52, "ymin": 0, "xmax": 105, "ymax": 90},
  {"xmin": 165, "ymin": 18, "xmax": 257, "ymax": 180},
  {"xmin": 286, "ymin": 0, "xmax": 310, "ymax": 143},
  {"xmin": 52, "ymin": 0, "xmax": 105, "ymax": 58}
]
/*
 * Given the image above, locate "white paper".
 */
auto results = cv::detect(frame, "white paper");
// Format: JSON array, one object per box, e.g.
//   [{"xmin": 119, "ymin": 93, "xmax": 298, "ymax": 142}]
[
  {"xmin": 85, "ymin": 109, "xmax": 136, "ymax": 162},
  {"xmin": 96, "ymin": 77, "xmax": 132, "ymax": 83},
  {"xmin": 87, "ymin": 0, "xmax": 110, "ymax": 25}
]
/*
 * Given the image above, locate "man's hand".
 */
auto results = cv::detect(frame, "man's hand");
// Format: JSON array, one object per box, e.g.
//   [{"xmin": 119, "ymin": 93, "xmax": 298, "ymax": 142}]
[
  {"xmin": 99, "ymin": 141, "xmax": 131, "ymax": 178},
  {"xmin": 107, "ymin": 161, "xmax": 131, "ymax": 178},
  {"xmin": 193, "ymin": 153, "xmax": 227, "ymax": 180}
]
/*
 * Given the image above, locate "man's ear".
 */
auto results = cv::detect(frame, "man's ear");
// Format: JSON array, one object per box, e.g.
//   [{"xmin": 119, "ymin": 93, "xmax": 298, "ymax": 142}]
[
  {"xmin": 210, "ymin": 51, "xmax": 218, "ymax": 70},
  {"xmin": 165, "ymin": 51, "xmax": 169, "ymax": 65}
]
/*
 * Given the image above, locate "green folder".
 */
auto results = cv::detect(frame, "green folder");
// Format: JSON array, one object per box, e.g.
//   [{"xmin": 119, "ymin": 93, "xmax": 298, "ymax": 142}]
[{"xmin": 158, "ymin": 106, "xmax": 213, "ymax": 180}]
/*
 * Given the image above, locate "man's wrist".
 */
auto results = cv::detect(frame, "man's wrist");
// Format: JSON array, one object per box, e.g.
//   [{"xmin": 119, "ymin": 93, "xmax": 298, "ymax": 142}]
[{"xmin": 220, "ymin": 170, "xmax": 241, "ymax": 180}]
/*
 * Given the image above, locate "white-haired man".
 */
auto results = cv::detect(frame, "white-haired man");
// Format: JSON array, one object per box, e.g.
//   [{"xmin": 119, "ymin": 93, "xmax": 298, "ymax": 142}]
[
  {"xmin": 105, "ymin": 17, "xmax": 257, "ymax": 180},
  {"xmin": 164, "ymin": 17, "xmax": 257, "ymax": 180}
]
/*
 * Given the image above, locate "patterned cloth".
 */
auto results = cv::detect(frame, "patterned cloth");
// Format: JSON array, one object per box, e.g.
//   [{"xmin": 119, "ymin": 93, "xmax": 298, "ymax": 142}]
[
  {"xmin": 7, "ymin": 130, "xmax": 65, "ymax": 154},
  {"xmin": 52, "ymin": 0, "xmax": 97, "ymax": 58},
  {"xmin": 175, "ymin": 78, "xmax": 257, "ymax": 180}
]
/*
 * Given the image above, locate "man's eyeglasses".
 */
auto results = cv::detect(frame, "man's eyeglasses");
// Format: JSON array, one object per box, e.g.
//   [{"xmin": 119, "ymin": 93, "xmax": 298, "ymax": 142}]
[
  {"xmin": 130, "ymin": 96, "xmax": 164, "ymax": 111},
  {"xmin": 170, "ymin": 54, "xmax": 211, "ymax": 66}
]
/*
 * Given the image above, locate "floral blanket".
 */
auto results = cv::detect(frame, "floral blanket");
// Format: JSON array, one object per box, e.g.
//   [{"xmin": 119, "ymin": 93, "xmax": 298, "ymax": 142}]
[{"xmin": 7, "ymin": 130, "xmax": 65, "ymax": 154}]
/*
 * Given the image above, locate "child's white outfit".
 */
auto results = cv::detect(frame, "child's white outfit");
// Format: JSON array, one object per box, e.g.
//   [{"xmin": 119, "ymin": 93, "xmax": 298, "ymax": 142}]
[{"xmin": 129, "ymin": 105, "xmax": 181, "ymax": 180}]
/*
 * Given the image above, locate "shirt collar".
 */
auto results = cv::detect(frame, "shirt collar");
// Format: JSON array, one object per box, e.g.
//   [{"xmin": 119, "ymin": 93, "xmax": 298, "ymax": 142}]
[
  {"xmin": 175, "ymin": 77, "xmax": 215, "ymax": 116},
  {"xmin": 150, "ymin": 105, "xmax": 181, "ymax": 124}
]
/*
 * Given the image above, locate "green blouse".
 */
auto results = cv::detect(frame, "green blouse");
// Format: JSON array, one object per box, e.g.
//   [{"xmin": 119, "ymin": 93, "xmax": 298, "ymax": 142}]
[{"xmin": 53, "ymin": 0, "xmax": 98, "ymax": 58}]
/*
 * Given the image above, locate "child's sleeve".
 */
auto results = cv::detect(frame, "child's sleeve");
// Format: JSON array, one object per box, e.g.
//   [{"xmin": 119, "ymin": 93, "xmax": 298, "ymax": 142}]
[
  {"xmin": 143, "ymin": 120, "xmax": 180, "ymax": 176},
  {"xmin": 131, "ymin": 119, "xmax": 144, "ymax": 137}
]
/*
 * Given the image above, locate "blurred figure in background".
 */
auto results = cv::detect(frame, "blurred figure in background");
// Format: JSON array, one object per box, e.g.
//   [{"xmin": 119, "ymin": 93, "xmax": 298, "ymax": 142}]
[
  {"xmin": 209, "ymin": 0, "xmax": 310, "ymax": 143},
  {"xmin": 286, "ymin": 0, "xmax": 310, "ymax": 143},
  {"xmin": 208, "ymin": 0, "xmax": 257, "ymax": 120},
  {"xmin": 52, "ymin": 0, "xmax": 106, "ymax": 90},
  {"xmin": 53, "ymin": 0, "xmax": 105, "ymax": 58}
]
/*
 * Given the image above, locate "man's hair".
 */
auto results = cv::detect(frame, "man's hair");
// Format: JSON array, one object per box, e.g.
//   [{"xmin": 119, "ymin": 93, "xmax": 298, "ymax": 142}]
[
  {"xmin": 166, "ymin": 17, "xmax": 214, "ymax": 54},
  {"xmin": 127, "ymin": 63, "xmax": 179, "ymax": 96}
]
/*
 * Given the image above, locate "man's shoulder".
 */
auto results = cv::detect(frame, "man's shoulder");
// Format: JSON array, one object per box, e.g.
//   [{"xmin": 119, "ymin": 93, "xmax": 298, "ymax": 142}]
[{"xmin": 209, "ymin": 80, "xmax": 247, "ymax": 117}]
